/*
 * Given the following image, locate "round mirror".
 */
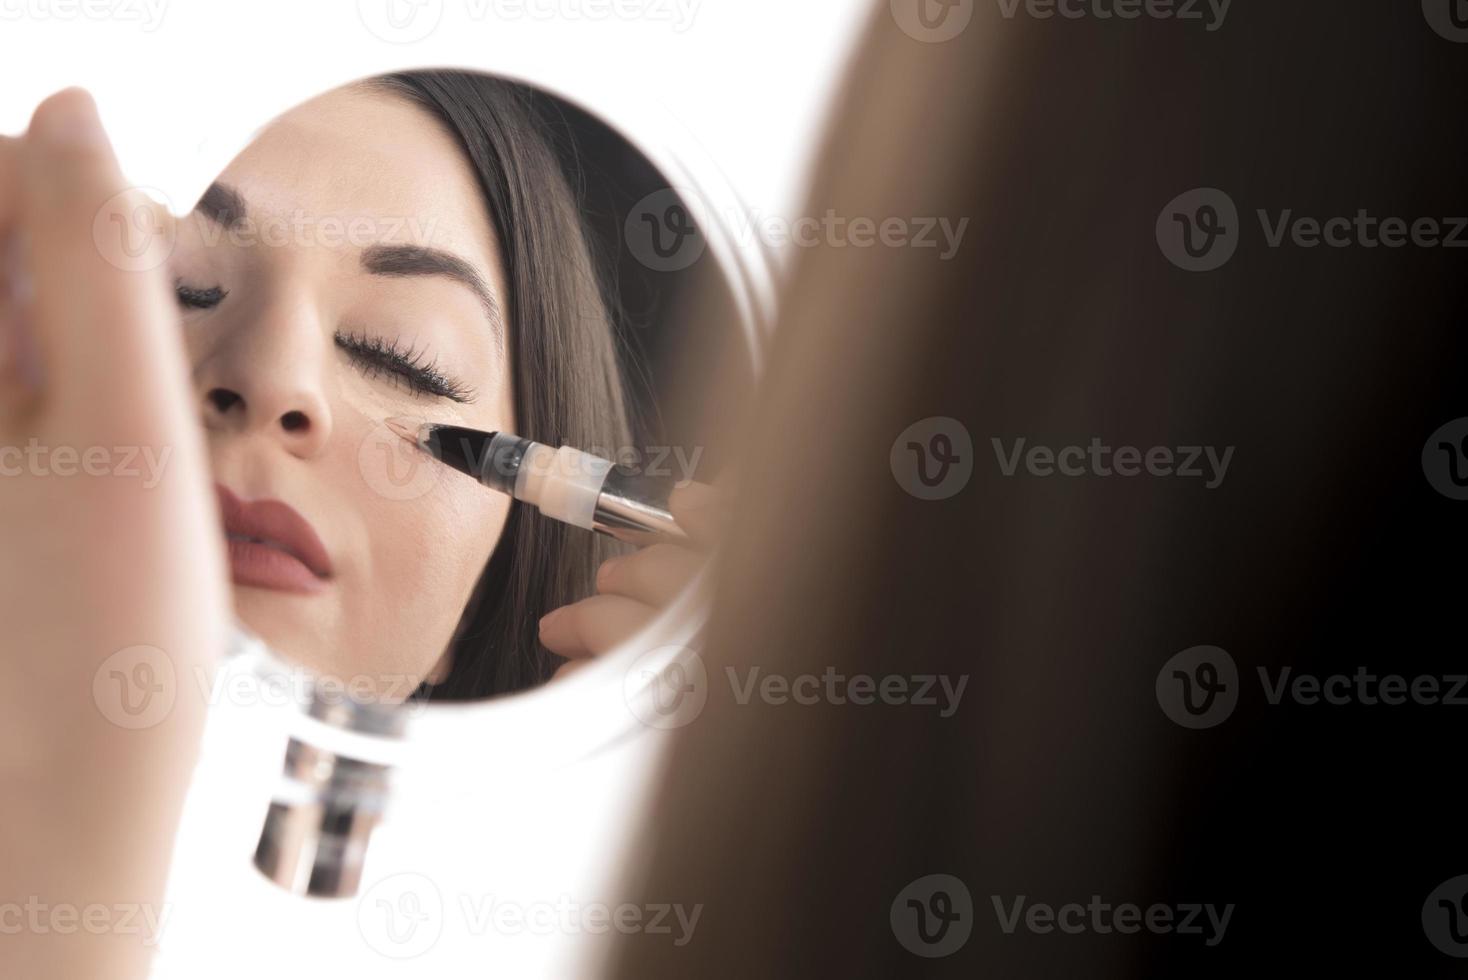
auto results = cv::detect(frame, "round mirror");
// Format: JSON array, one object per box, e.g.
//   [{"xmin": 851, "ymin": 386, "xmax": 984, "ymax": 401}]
[
  {"xmin": 168, "ymin": 68, "xmax": 774, "ymax": 902},
  {"xmin": 188, "ymin": 68, "xmax": 766, "ymax": 701}
]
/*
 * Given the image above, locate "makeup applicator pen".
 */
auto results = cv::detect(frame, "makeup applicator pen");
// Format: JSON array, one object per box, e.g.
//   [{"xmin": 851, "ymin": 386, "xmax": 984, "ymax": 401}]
[{"xmin": 384, "ymin": 418, "xmax": 688, "ymax": 544}]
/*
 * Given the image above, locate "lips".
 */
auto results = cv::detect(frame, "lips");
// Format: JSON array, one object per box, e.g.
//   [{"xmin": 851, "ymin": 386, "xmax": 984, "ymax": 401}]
[{"xmin": 217, "ymin": 484, "xmax": 333, "ymax": 595}]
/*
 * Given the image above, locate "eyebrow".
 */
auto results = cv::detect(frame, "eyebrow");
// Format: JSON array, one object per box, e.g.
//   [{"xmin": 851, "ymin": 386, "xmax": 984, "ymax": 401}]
[
  {"xmin": 191, "ymin": 181, "xmax": 504, "ymax": 346},
  {"xmin": 195, "ymin": 181, "xmax": 248, "ymax": 231},
  {"xmin": 360, "ymin": 244, "xmax": 504, "ymax": 347}
]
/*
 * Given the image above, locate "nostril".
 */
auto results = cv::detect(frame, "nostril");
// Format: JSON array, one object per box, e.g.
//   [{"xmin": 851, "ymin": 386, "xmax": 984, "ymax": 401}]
[
  {"xmin": 207, "ymin": 388, "xmax": 241, "ymax": 413},
  {"xmin": 280, "ymin": 410, "xmax": 310, "ymax": 433}
]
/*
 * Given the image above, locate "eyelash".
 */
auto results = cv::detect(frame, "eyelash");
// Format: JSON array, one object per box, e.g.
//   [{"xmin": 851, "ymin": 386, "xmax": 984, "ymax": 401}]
[
  {"xmin": 175, "ymin": 280, "xmax": 228, "ymax": 310},
  {"xmin": 173, "ymin": 279, "xmax": 476, "ymax": 404},
  {"xmin": 334, "ymin": 331, "xmax": 477, "ymax": 404}
]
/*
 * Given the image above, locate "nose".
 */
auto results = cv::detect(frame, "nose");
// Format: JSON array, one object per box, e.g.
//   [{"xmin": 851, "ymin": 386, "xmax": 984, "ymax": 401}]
[{"xmin": 195, "ymin": 299, "xmax": 334, "ymax": 459}]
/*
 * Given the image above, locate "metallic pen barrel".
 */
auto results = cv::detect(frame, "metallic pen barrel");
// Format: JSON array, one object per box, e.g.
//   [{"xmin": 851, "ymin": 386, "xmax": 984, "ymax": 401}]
[{"xmin": 592, "ymin": 464, "xmax": 684, "ymax": 540}]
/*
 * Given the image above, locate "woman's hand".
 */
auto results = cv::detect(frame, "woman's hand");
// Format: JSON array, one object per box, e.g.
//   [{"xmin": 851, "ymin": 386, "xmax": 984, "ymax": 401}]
[
  {"xmin": 540, "ymin": 481, "xmax": 725, "ymax": 675},
  {"xmin": 0, "ymin": 90, "xmax": 228, "ymax": 980}
]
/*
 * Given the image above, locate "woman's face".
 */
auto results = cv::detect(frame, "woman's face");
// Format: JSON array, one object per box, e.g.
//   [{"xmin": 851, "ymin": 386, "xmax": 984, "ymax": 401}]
[{"xmin": 170, "ymin": 86, "xmax": 515, "ymax": 695}]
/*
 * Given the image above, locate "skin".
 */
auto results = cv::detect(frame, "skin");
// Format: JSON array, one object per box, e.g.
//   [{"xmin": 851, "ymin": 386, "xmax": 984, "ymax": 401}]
[
  {"xmin": 174, "ymin": 84, "xmax": 517, "ymax": 693},
  {"xmin": 1, "ymin": 89, "xmax": 227, "ymax": 980}
]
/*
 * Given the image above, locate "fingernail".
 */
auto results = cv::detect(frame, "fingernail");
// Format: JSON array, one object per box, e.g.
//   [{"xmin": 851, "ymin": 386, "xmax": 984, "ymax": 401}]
[
  {"xmin": 28, "ymin": 88, "xmax": 109, "ymax": 151},
  {"xmin": 538, "ymin": 608, "xmax": 564, "ymax": 635}
]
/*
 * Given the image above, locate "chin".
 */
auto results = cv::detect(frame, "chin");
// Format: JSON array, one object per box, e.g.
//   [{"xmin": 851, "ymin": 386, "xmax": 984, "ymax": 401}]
[
  {"xmin": 232, "ymin": 588, "xmax": 432, "ymax": 700},
  {"xmin": 232, "ymin": 586, "xmax": 336, "ymax": 672}
]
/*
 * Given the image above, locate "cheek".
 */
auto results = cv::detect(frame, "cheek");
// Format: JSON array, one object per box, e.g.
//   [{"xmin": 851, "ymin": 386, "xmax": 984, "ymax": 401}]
[
  {"xmin": 339, "ymin": 464, "xmax": 511, "ymax": 690},
  {"xmin": 419, "ymin": 479, "xmax": 511, "ymax": 582},
  {"xmin": 356, "ymin": 462, "xmax": 513, "ymax": 622}
]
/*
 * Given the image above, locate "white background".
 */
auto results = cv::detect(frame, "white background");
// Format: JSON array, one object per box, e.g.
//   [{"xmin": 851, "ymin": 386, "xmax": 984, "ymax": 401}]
[
  {"xmin": 0, "ymin": 0, "xmax": 874, "ymax": 976},
  {"xmin": 0, "ymin": 0, "xmax": 875, "ymax": 236}
]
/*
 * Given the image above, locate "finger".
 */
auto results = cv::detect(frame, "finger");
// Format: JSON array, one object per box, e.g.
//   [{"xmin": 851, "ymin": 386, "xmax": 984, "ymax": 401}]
[
  {"xmin": 0, "ymin": 134, "xmax": 19, "ymax": 230},
  {"xmin": 538, "ymin": 594, "xmax": 659, "ymax": 659},
  {"xmin": 0, "ymin": 136, "xmax": 36, "ymax": 406},
  {"xmin": 667, "ymin": 480, "xmax": 728, "ymax": 549},
  {"xmin": 595, "ymin": 543, "xmax": 708, "ymax": 608},
  {"xmin": 553, "ymin": 657, "xmax": 597, "ymax": 681},
  {"xmin": 18, "ymin": 89, "xmax": 181, "ymax": 416},
  {"xmin": 0, "ymin": 234, "xmax": 34, "ymax": 409}
]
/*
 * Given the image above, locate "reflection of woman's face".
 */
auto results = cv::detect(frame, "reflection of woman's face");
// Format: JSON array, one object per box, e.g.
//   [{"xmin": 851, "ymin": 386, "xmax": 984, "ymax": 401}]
[{"xmin": 170, "ymin": 86, "xmax": 515, "ymax": 694}]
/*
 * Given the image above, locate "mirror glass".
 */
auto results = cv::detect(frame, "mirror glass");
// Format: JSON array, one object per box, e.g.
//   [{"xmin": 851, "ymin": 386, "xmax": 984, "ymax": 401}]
[{"xmin": 180, "ymin": 70, "xmax": 756, "ymax": 705}]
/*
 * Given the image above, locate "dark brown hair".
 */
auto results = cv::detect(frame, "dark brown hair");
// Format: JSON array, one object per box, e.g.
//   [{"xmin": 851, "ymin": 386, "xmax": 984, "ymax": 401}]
[
  {"xmin": 370, "ymin": 70, "xmax": 634, "ymax": 699},
  {"xmin": 611, "ymin": 3, "xmax": 1467, "ymax": 977}
]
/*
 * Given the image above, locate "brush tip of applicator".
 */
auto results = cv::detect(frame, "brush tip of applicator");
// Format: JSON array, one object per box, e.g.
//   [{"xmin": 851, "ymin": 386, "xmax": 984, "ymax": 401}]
[{"xmin": 383, "ymin": 417, "xmax": 426, "ymax": 443}]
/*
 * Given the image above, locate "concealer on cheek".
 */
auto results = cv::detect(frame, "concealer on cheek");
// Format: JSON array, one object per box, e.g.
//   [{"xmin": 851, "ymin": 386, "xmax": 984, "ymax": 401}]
[{"xmin": 336, "ymin": 372, "xmax": 421, "ymax": 425}]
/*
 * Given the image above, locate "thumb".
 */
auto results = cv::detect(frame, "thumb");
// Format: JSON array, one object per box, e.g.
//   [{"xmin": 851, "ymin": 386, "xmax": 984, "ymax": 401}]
[{"xmin": 18, "ymin": 88, "xmax": 182, "ymax": 422}]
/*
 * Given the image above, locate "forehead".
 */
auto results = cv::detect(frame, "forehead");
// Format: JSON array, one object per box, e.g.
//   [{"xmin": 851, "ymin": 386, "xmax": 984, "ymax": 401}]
[{"xmin": 215, "ymin": 86, "xmax": 499, "ymax": 269}]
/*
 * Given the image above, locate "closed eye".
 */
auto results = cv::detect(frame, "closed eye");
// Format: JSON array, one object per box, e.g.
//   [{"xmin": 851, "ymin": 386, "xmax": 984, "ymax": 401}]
[
  {"xmin": 171, "ymin": 277, "xmax": 475, "ymax": 403},
  {"xmin": 335, "ymin": 330, "xmax": 477, "ymax": 404},
  {"xmin": 175, "ymin": 279, "xmax": 228, "ymax": 310}
]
